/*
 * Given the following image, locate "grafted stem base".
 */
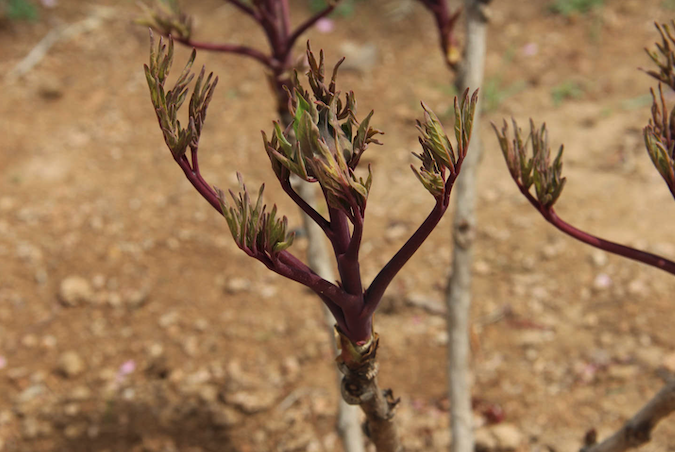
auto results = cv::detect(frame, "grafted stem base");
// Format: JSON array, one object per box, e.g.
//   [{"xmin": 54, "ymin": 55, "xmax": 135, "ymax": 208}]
[{"xmin": 335, "ymin": 327, "xmax": 402, "ymax": 452}]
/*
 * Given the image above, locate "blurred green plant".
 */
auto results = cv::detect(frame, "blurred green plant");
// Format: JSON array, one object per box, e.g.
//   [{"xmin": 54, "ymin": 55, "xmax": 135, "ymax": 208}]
[
  {"xmin": 1, "ymin": 0, "xmax": 38, "ymax": 21},
  {"xmin": 482, "ymin": 76, "xmax": 526, "ymax": 113},
  {"xmin": 309, "ymin": 0, "xmax": 361, "ymax": 17},
  {"xmin": 549, "ymin": 0, "xmax": 603, "ymax": 17},
  {"xmin": 551, "ymin": 80, "xmax": 584, "ymax": 106}
]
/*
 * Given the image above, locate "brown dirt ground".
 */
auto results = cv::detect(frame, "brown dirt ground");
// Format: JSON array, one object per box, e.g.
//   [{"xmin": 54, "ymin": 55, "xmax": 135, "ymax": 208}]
[{"xmin": 1, "ymin": 0, "xmax": 675, "ymax": 451}]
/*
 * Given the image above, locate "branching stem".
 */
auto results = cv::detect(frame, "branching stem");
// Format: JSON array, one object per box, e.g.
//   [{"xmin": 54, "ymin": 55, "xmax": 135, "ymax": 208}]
[{"xmin": 519, "ymin": 186, "xmax": 675, "ymax": 276}]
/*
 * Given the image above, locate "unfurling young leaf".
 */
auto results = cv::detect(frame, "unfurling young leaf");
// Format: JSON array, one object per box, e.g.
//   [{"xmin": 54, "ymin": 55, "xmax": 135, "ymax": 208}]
[
  {"xmin": 144, "ymin": 33, "xmax": 218, "ymax": 159},
  {"xmin": 492, "ymin": 119, "xmax": 566, "ymax": 208},
  {"xmin": 644, "ymin": 85, "xmax": 675, "ymax": 196},
  {"xmin": 264, "ymin": 44, "xmax": 382, "ymax": 221},
  {"xmin": 644, "ymin": 21, "xmax": 675, "ymax": 90},
  {"xmin": 412, "ymin": 88, "xmax": 478, "ymax": 200},
  {"xmin": 215, "ymin": 175, "xmax": 295, "ymax": 257},
  {"xmin": 136, "ymin": 0, "xmax": 192, "ymax": 41}
]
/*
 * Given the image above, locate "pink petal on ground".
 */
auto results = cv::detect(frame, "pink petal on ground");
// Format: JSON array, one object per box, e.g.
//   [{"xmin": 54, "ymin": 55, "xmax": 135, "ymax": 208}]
[
  {"xmin": 315, "ymin": 18, "xmax": 335, "ymax": 34},
  {"xmin": 118, "ymin": 359, "xmax": 136, "ymax": 376},
  {"xmin": 0, "ymin": 356, "xmax": 6, "ymax": 369},
  {"xmin": 522, "ymin": 43, "xmax": 538, "ymax": 57}
]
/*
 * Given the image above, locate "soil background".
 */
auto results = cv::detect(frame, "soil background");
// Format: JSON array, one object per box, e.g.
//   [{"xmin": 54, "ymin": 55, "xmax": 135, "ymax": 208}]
[{"xmin": 1, "ymin": 0, "xmax": 675, "ymax": 451}]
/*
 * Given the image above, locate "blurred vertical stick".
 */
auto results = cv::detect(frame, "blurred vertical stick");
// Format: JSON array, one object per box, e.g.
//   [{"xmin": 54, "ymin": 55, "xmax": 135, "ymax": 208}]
[{"xmin": 445, "ymin": 1, "xmax": 489, "ymax": 451}]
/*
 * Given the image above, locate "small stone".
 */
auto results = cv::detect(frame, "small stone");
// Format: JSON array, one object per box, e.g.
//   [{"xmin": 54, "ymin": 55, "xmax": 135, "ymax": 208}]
[
  {"xmin": 541, "ymin": 243, "xmax": 561, "ymax": 259},
  {"xmin": 198, "ymin": 385, "xmax": 219, "ymax": 403},
  {"xmin": 627, "ymin": 279, "xmax": 648, "ymax": 296},
  {"xmin": 608, "ymin": 365, "xmax": 638, "ymax": 381},
  {"xmin": 258, "ymin": 284, "xmax": 277, "ymax": 299},
  {"xmin": 281, "ymin": 357, "xmax": 300, "ymax": 381},
  {"xmin": 58, "ymin": 351, "xmax": 85, "ymax": 378},
  {"xmin": 146, "ymin": 342, "xmax": 164, "ymax": 358},
  {"xmin": 474, "ymin": 260, "xmax": 491, "ymax": 275},
  {"xmin": 34, "ymin": 269, "xmax": 48, "ymax": 285},
  {"xmin": 590, "ymin": 250, "xmax": 608, "ymax": 267},
  {"xmin": 194, "ymin": 318, "xmax": 209, "ymax": 332},
  {"xmin": 41, "ymin": 335, "xmax": 57, "ymax": 349},
  {"xmin": 64, "ymin": 403, "xmax": 80, "ymax": 416},
  {"xmin": 636, "ymin": 346, "xmax": 663, "ymax": 368},
  {"xmin": 126, "ymin": 289, "xmax": 149, "ymax": 309},
  {"xmin": 58, "ymin": 276, "xmax": 94, "ymax": 307},
  {"xmin": 91, "ymin": 274, "xmax": 106, "ymax": 290},
  {"xmin": 182, "ymin": 336, "xmax": 199, "ymax": 357},
  {"xmin": 224, "ymin": 277, "xmax": 250, "ymax": 294},
  {"xmin": 107, "ymin": 292, "xmax": 123, "ymax": 308},
  {"xmin": 474, "ymin": 427, "xmax": 497, "ymax": 450},
  {"xmin": 339, "ymin": 42, "xmax": 378, "ymax": 73},
  {"xmin": 16, "ymin": 385, "xmax": 44, "ymax": 404},
  {"xmin": 68, "ymin": 386, "xmax": 92, "ymax": 401},
  {"xmin": 516, "ymin": 330, "xmax": 554, "ymax": 346},
  {"xmin": 158, "ymin": 311, "xmax": 179, "ymax": 329},
  {"xmin": 385, "ymin": 223, "xmax": 408, "ymax": 241},
  {"xmin": 210, "ymin": 406, "xmax": 243, "ymax": 427},
  {"xmin": 21, "ymin": 334, "xmax": 38, "ymax": 348},
  {"xmin": 491, "ymin": 423, "xmax": 522, "ymax": 450},
  {"xmin": 434, "ymin": 331, "xmax": 449, "ymax": 345},
  {"xmin": 21, "ymin": 417, "xmax": 40, "ymax": 439},
  {"xmin": 37, "ymin": 75, "xmax": 64, "ymax": 99},
  {"xmin": 662, "ymin": 352, "xmax": 675, "ymax": 373},
  {"xmin": 224, "ymin": 389, "xmax": 279, "ymax": 414},
  {"xmin": 64, "ymin": 423, "xmax": 86, "ymax": 439}
]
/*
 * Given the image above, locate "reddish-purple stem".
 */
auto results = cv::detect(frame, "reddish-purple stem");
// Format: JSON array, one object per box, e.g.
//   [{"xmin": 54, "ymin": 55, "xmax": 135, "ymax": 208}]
[
  {"xmin": 176, "ymin": 155, "xmax": 221, "ymax": 213},
  {"xmin": 328, "ymin": 206, "xmax": 364, "ymax": 297},
  {"xmin": 280, "ymin": 179, "xmax": 332, "ymax": 234},
  {"xmin": 227, "ymin": 0, "xmax": 258, "ymax": 19},
  {"xmin": 364, "ymin": 198, "xmax": 447, "ymax": 315},
  {"xmin": 173, "ymin": 37, "xmax": 271, "ymax": 67},
  {"xmin": 279, "ymin": 0, "xmax": 292, "ymax": 40},
  {"xmin": 519, "ymin": 186, "xmax": 675, "ymax": 276}
]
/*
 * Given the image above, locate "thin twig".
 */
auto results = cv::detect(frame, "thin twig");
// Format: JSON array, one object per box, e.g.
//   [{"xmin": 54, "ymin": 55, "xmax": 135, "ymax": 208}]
[
  {"xmin": 173, "ymin": 36, "xmax": 272, "ymax": 67},
  {"xmin": 227, "ymin": 0, "xmax": 259, "ymax": 19},
  {"xmin": 581, "ymin": 380, "xmax": 675, "ymax": 452}
]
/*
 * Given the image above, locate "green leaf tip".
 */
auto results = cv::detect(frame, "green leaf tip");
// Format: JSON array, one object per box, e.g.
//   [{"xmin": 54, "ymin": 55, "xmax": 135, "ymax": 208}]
[
  {"xmin": 493, "ymin": 117, "xmax": 567, "ymax": 208},
  {"xmin": 145, "ymin": 32, "xmax": 218, "ymax": 160},
  {"xmin": 412, "ymin": 88, "xmax": 479, "ymax": 199},
  {"xmin": 264, "ymin": 43, "xmax": 382, "ymax": 221}
]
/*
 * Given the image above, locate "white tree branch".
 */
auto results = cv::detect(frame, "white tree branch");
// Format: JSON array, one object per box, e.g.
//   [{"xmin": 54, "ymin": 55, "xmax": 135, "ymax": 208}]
[{"xmin": 581, "ymin": 380, "xmax": 675, "ymax": 452}]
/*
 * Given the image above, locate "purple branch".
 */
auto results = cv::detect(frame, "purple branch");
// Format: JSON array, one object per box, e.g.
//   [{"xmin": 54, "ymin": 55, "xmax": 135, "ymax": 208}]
[
  {"xmin": 227, "ymin": 0, "xmax": 259, "ymax": 19},
  {"xmin": 176, "ymin": 155, "xmax": 222, "ymax": 214},
  {"xmin": 280, "ymin": 179, "xmax": 332, "ymax": 235},
  {"xmin": 345, "ymin": 209, "xmax": 364, "ymax": 263},
  {"xmin": 328, "ymin": 206, "xmax": 364, "ymax": 297},
  {"xmin": 518, "ymin": 186, "xmax": 675, "ymax": 276},
  {"xmin": 364, "ymin": 199, "xmax": 447, "ymax": 315},
  {"xmin": 173, "ymin": 36, "xmax": 271, "ymax": 68},
  {"xmin": 276, "ymin": 251, "xmax": 360, "ymax": 308},
  {"xmin": 279, "ymin": 0, "xmax": 292, "ymax": 39},
  {"xmin": 285, "ymin": 3, "xmax": 337, "ymax": 55}
]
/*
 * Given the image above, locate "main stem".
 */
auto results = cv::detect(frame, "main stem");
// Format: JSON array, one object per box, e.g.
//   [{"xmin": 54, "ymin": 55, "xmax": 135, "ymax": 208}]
[
  {"xmin": 445, "ymin": 1, "xmax": 487, "ymax": 451},
  {"xmin": 279, "ymin": 110, "xmax": 366, "ymax": 452},
  {"xmin": 337, "ymin": 331, "xmax": 402, "ymax": 452}
]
